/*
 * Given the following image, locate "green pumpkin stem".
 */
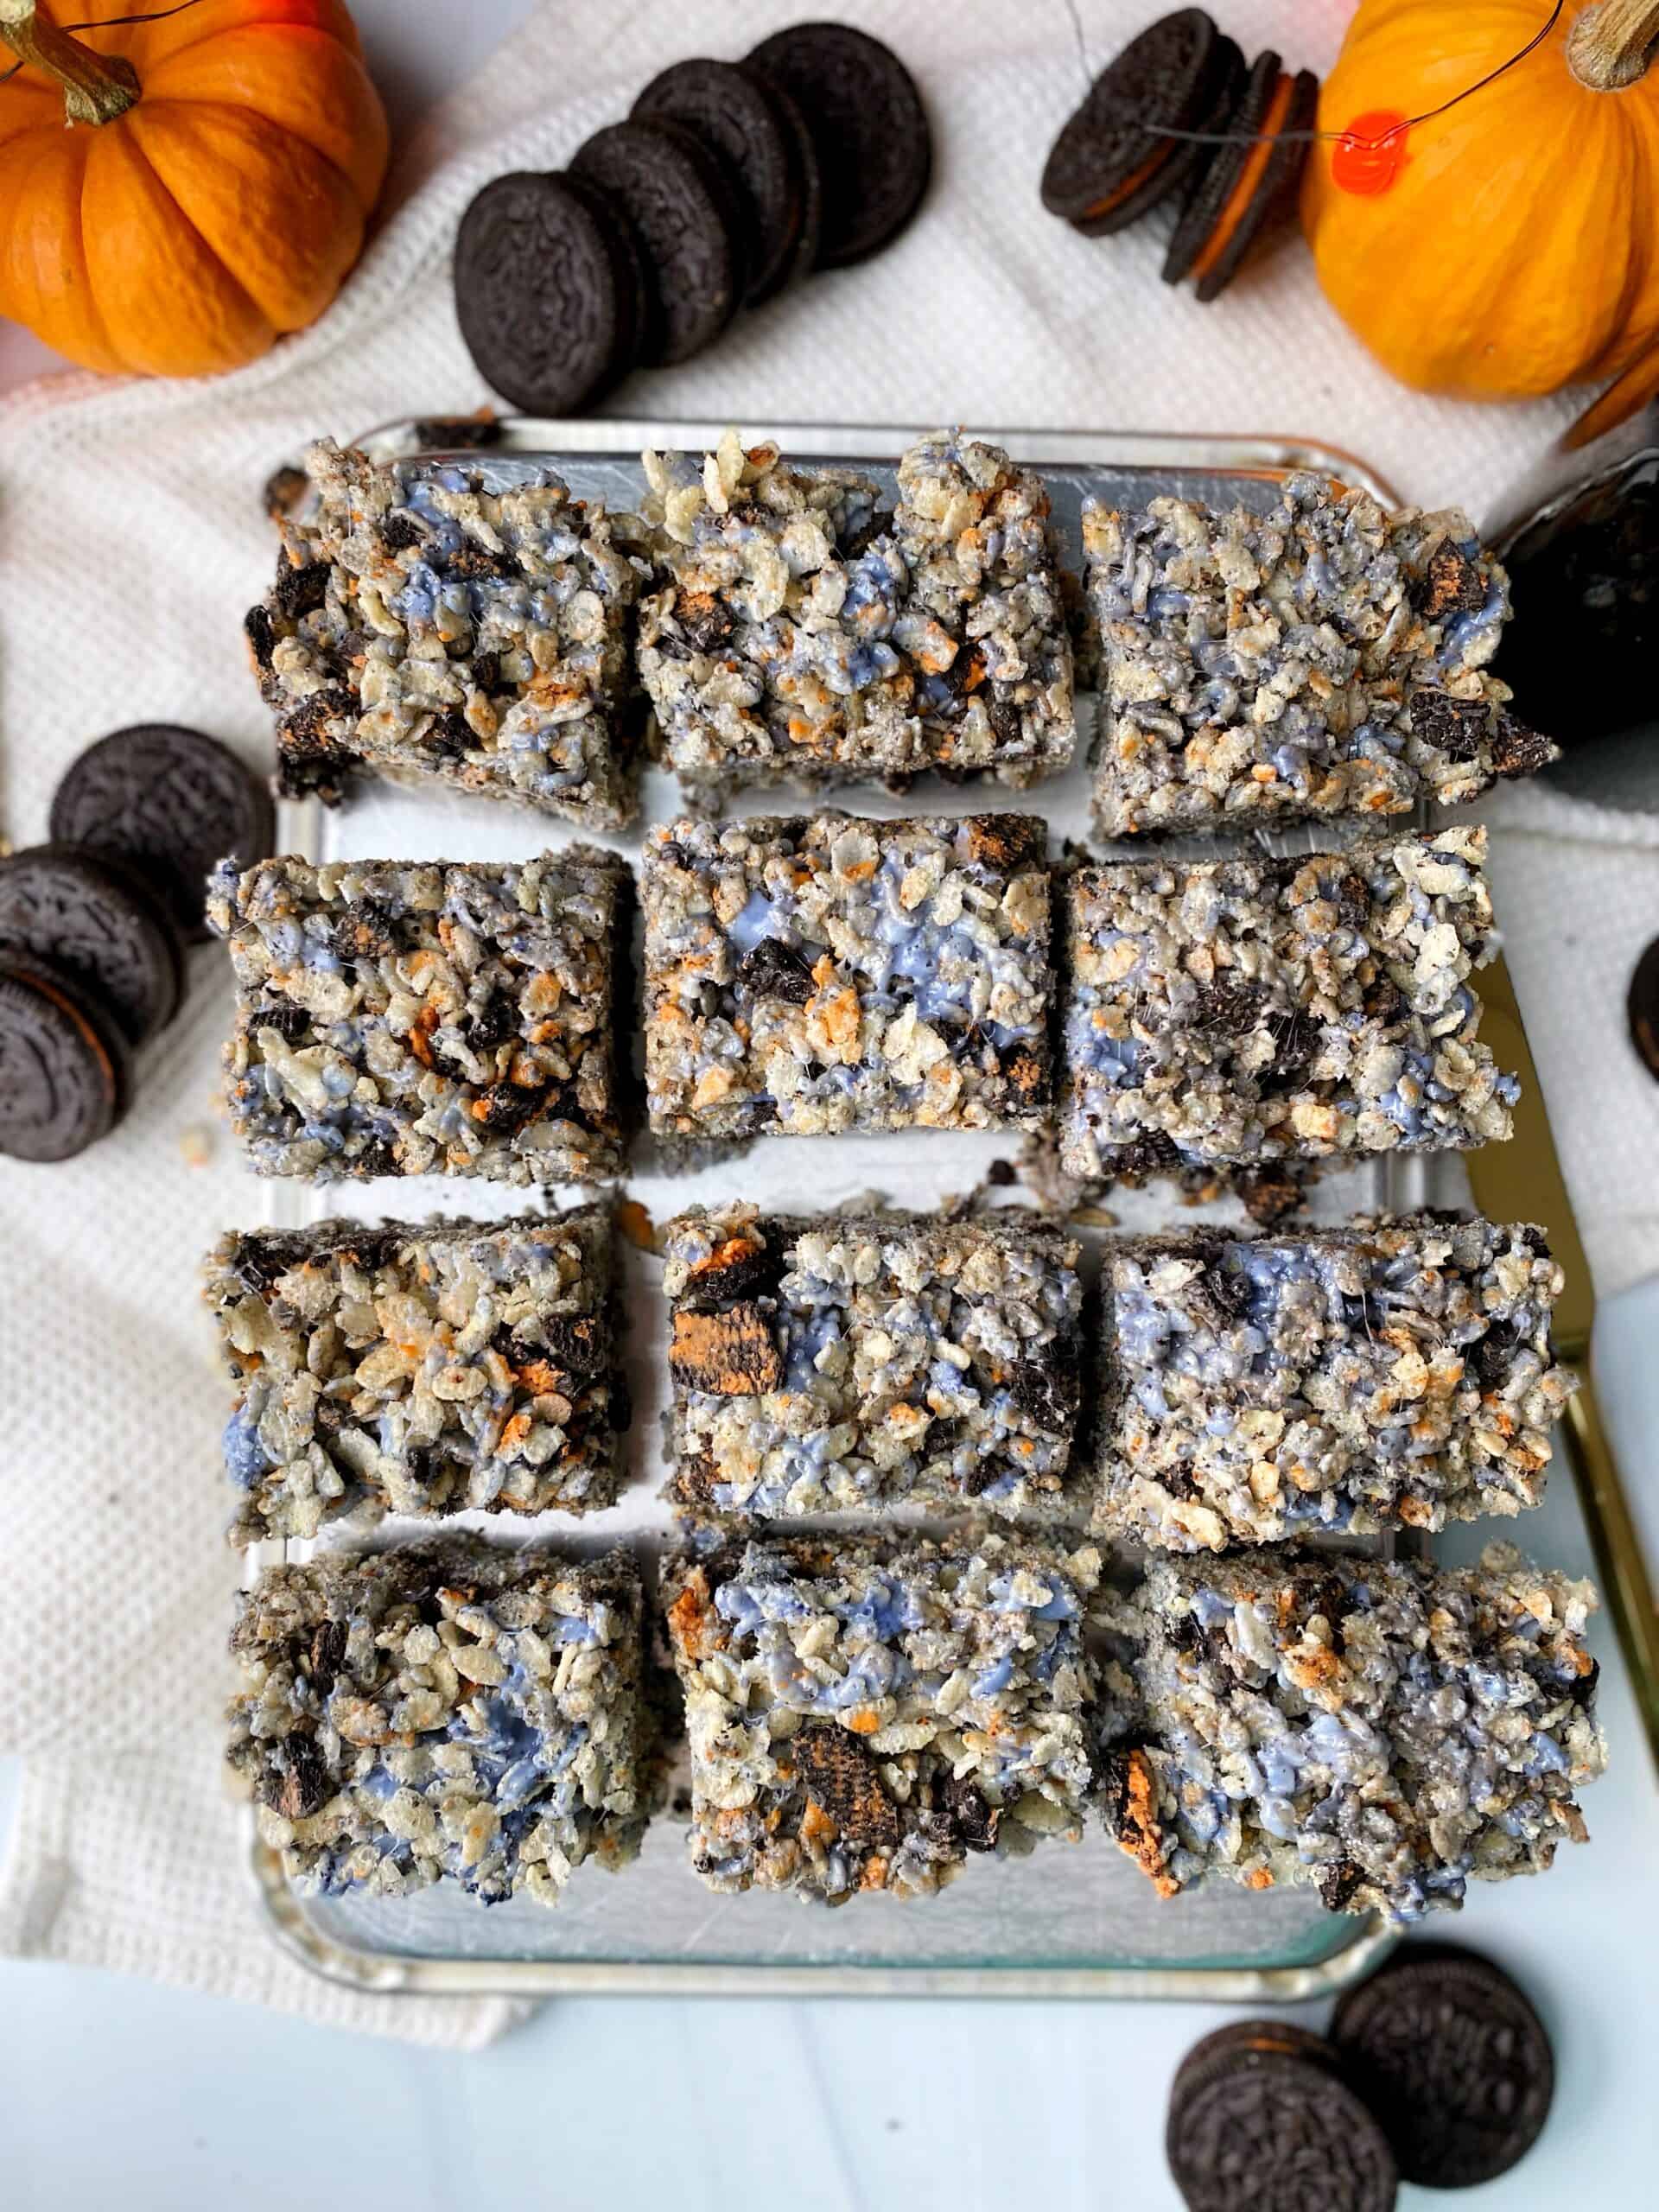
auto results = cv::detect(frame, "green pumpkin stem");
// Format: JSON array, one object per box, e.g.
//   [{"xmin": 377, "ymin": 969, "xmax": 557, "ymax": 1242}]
[
  {"xmin": 1568, "ymin": 0, "xmax": 1659, "ymax": 91},
  {"xmin": 0, "ymin": 0, "xmax": 141, "ymax": 124}
]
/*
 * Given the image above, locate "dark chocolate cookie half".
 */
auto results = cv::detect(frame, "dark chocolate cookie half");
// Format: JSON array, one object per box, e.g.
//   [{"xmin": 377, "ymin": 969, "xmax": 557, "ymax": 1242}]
[
  {"xmin": 454, "ymin": 169, "xmax": 643, "ymax": 416},
  {"xmin": 747, "ymin": 22, "xmax": 931, "ymax": 269},
  {"xmin": 0, "ymin": 844, "xmax": 182, "ymax": 1046},
  {"xmin": 1042, "ymin": 9, "xmax": 1230, "ymax": 237},
  {"xmin": 570, "ymin": 118, "xmax": 747, "ymax": 365},
  {"xmin": 1332, "ymin": 1946, "xmax": 1554, "ymax": 2189},
  {"xmin": 0, "ymin": 958, "xmax": 130, "ymax": 1161},
  {"xmin": 633, "ymin": 57, "xmax": 804, "ymax": 305},
  {"xmin": 1167, "ymin": 2023, "xmax": 1398, "ymax": 2212},
  {"xmin": 50, "ymin": 721, "xmax": 275, "ymax": 944},
  {"xmin": 1630, "ymin": 934, "xmax": 1659, "ymax": 1081},
  {"xmin": 750, "ymin": 70, "xmax": 823, "ymax": 286}
]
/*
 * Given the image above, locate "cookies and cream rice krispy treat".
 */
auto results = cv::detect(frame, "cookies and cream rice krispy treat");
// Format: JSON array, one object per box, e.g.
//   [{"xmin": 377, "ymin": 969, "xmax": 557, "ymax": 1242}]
[
  {"xmin": 643, "ymin": 810, "xmax": 1052, "ymax": 1137},
  {"xmin": 1096, "ymin": 1217, "xmax": 1573, "ymax": 1553},
  {"xmin": 1103, "ymin": 1544, "xmax": 1605, "ymax": 1922},
  {"xmin": 207, "ymin": 850, "xmax": 626, "ymax": 1184},
  {"xmin": 228, "ymin": 1539, "xmax": 653, "ymax": 1908},
  {"xmin": 663, "ymin": 1204, "xmax": 1084, "ymax": 1520},
  {"xmin": 663, "ymin": 1529, "xmax": 1100, "ymax": 1899},
  {"xmin": 637, "ymin": 429, "xmax": 1076, "ymax": 798},
  {"xmin": 1058, "ymin": 827, "xmax": 1516, "ymax": 1179},
  {"xmin": 245, "ymin": 441, "xmax": 643, "ymax": 826},
  {"xmin": 207, "ymin": 1208, "xmax": 627, "ymax": 1546},
  {"xmin": 1086, "ymin": 469, "xmax": 1554, "ymax": 837}
]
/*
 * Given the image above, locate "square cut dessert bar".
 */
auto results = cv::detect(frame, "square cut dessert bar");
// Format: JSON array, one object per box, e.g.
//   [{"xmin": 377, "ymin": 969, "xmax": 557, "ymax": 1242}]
[
  {"xmin": 207, "ymin": 1207, "xmax": 627, "ymax": 1548},
  {"xmin": 662, "ymin": 1529, "xmax": 1100, "ymax": 1900},
  {"xmin": 1102, "ymin": 1544, "xmax": 1605, "ymax": 1923},
  {"xmin": 1058, "ymin": 827, "xmax": 1516, "ymax": 1179},
  {"xmin": 228, "ymin": 1539, "xmax": 654, "ymax": 1908},
  {"xmin": 1085, "ymin": 469, "xmax": 1554, "ymax": 838},
  {"xmin": 663, "ymin": 1204, "xmax": 1084, "ymax": 1521},
  {"xmin": 1096, "ymin": 1217, "xmax": 1573, "ymax": 1553},
  {"xmin": 637, "ymin": 429, "xmax": 1076, "ymax": 800},
  {"xmin": 642, "ymin": 810, "xmax": 1052, "ymax": 1138},
  {"xmin": 207, "ymin": 850, "xmax": 627, "ymax": 1184},
  {"xmin": 245, "ymin": 440, "xmax": 643, "ymax": 826}
]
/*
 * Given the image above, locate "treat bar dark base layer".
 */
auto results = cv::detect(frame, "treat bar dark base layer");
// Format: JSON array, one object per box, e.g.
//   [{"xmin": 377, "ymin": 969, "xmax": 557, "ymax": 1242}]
[
  {"xmin": 1096, "ymin": 1217, "xmax": 1573, "ymax": 1551},
  {"xmin": 663, "ymin": 1205, "xmax": 1083, "ymax": 1521},
  {"xmin": 1059, "ymin": 828, "xmax": 1516, "ymax": 1178},
  {"xmin": 643, "ymin": 810, "xmax": 1052, "ymax": 1139},
  {"xmin": 1103, "ymin": 1544, "xmax": 1605, "ymax": 1923},
  {"xmin": 207, "ymin": 851, "xmax": 627, "ymax": 1185},
  {"xmin": 637, "ymin": 431, "xmax": 1076, "ymax": 798},
  {"xmin": 246, "ymin": 442, "xmax": 643, "ymax": 827},
  {"xmin": 664, "ymin": 1529, "xmax": 1101, "ymax": 1900},
  {"xmin": 228, "ymin": 1540, "xmax": 654, "ymax": 1908},
  {"xmin": 207, "ymin": 1209, "xmax": 627, "ymax": 1546}
]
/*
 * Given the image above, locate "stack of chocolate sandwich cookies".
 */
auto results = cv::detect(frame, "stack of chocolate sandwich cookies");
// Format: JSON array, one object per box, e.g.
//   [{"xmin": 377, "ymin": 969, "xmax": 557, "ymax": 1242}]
[
  {"xmin": 0, "ymin": 722, "xmax": 270, "ymax": 1161},
  {"xmin": 1043, "ymin": 9, "xmax": 1319, "ymax": 302},
  {"xmin": 454, "ymin": 22, "xmax": 931, "ymax": 416}
]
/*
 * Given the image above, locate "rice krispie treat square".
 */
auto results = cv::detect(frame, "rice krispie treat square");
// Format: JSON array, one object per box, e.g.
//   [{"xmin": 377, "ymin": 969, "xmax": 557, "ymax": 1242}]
[
  {"xmin": 638, "ymin": 429, "xmax": 1077, "ymax": 798},
  {"xmin": 1057, "ymin": 827, "xmax": 1516, "ymax": 1178},
  {"xmin": 1103, "ymin": 1544, "xmax": 1605, "ymax": 1922},
  {"xmin": 228, "ymin": 1539, "xmax": 654, "ymax": 1908},
  {"xmin": 207, "ymin": 850, "xmax": 627, "ymax": 1184},
  {"xmin": 207, "ymin": 1208, "xmax": 628, "ymax": 1546},
  {"xmin": 1085, "ymin": 470, "xmax": 1554, "ymax": 837},
  {"xmin": 663, "ymin": 1203, "xmax": 1084, "ymax": 1520},
  {"xmin": 663, "ymin": 1529, "xmax": 1100, "ymax": 1899},
  {"xmin": 1096, "ymin": 1217, "xmax": 1573, "ymax": 1552},
  {"xmin": 642, "ymin": 810, "xmax": 1053, "ymax": 1138},
  {"xmin": 245, "ymin": 441, "xmax": 644, "ymax": 827}
]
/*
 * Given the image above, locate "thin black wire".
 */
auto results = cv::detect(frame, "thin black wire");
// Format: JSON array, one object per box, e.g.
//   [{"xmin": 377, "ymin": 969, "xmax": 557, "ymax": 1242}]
[
  {"xmin": 1, "ymin": 1, "xmax": 206, "ymax": 88},
  {"xmin": 1074, "ymin": 1, "xmax": 1568, "ymax": 154}
]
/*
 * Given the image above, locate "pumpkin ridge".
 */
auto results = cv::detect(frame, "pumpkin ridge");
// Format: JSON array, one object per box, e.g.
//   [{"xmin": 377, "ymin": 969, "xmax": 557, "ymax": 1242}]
[
  {"xmin": 125, "ymin": 97, "xmax": 364, "ymax": 331},
  {"xmin": 97, "ymin": 117, "xmax": 273, "ymax": 357},
  {"xmin": 137, "ymin": 24, "xmax": 385, "ymax": 207}
]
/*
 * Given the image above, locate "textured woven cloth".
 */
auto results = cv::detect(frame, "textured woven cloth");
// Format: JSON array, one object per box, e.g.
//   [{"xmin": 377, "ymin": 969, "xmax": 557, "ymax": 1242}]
[{"xmin": 0, "ymin": 0, "xmax": 1649, "ymax": 2046}]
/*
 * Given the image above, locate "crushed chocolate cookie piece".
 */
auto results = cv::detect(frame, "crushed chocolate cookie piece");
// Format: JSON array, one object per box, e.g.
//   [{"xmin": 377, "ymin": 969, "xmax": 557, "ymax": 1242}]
[
  {"xmin": 669, "ymin": 1304, "xmax": 783, "ymax": 1395},
  {"xmin": 791, "ymin": 1723, "xmax": 902, "ymax": 1852}
]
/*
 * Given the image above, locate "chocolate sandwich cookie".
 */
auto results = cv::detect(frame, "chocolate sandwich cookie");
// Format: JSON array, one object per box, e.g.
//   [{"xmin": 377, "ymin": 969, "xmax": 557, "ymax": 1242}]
[
  {"xmin": 747, "ymin": 22, "xmax": 931, "ymax": 269},
  {"xmin": 1167, "ymin": 2020, "xmax": 1398, "ymax": 2212},
  {"xmin": 1629, "ymin": 935, "xmax": 1659, "ymax": 1081},
  {"xmin": 454, "ymin": 169, "xmax": 645, "ymax": 416},
  {"xmin": 50, "ymin": 721, "xmax": 275, "ymax": 944},
  {"xmin": 753, "ymin": 72, "xmax": 823, "ymax": 286},
  {"xmin": 571, "ymin": 118, "xmax": 747, "ymax": 365},
  {"xmin": 0, "ymin": 844, "xmax": 182, "ymax": 1047},
  {"xmin": 0, "ymin": 957, "xmax": 130, "ymax": 1161},
  {"xmin": 632, "ymin": 58, "xmax": 805, "ymax": 305},
  {"xmin": 1042, "ymin": 10, "xmax": 1236, "ymax": 237},
  {"xmin": 1332, "ymin": 1946, "xmax": 1555, "ymax": 2189},
  {"xmin": 1164, "ymin": 54, "xmax": 1319, "ymax": 299}
]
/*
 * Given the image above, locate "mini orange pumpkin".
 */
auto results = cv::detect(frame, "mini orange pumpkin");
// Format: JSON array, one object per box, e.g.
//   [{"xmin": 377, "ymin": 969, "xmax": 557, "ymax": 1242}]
[
  {"xmin": 0, "ymin": 0, "xmax": 389, "ymax": 377},
  {"xmin": 1301, "ymin": 0, "xmax": 1659, "ymax": 425}
]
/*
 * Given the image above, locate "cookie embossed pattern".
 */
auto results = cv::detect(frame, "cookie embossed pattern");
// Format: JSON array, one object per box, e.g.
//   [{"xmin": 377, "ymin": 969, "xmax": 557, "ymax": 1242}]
[{"xmin": 241, "ymin": 417, "xmax": 1580, "ymax": 2000}]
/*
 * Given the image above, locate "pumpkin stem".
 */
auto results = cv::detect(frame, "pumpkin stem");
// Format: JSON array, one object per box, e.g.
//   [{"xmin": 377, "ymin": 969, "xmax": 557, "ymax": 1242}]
[
  {"xmin": 0, "ymin": 0, "xmax": 140, "ymax": 124},
  {"xmin": 1568, "ymin": 0, "xmax": 1659, "ymax": 90}
]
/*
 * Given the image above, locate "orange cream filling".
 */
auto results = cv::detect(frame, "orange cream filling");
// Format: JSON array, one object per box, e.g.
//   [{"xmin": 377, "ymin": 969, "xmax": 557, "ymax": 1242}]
[
  {"xmin": 1083, "ymin": 146, "xmax": 1170, "ymax": 220},
  {"xmin": 1191, "ymin": 72, "xmax": 1294, "ymax": 283}
]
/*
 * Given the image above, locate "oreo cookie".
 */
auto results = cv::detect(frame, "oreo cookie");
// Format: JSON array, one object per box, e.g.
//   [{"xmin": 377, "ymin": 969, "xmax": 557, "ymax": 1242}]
[
  {"xmin": 571, "ymin": 118, "xmax": 747, "ymax": 365},
  {"xmin": 1167, "ymin": 2020, "xmax": 1398, "ymax": 2212},
  {"xmin": 1332, "ymin": 1946, "xmax": 1554, "ymax": 2189},
  {"xmin": 454, "ymin": 169, "xmax": 646, "ymax": 416},
  {"xmin": 632, "ymin": 58, "xmax": 805, "ymax": 305},
  {"xmin": 49, "ymin": 721, "xmax": 275, "ymax": 943},
  {"xmin": 747, "ymin": 22, "xmax": 931, "ymax": 269},
  {"xmin": 1164, "ymin": 54, "xmax": 1319, "ymax": 300},
  {"xmin": 1630, "ymin": 935, "xmax": 1659, "ymax": 1081},
  {"xmin": 0, "ymin": 957, "xmax": 130, "ymax": 1162},
  {"xmin": 0, "ymin": 844, "xmax": 182, "ymax": 1047},
  {"xmin": 755, "ymin": 72, "xmax": 823, "ymax": 287},
  {"xmin": 1042, "ymin": 10, "xmax": 1234, "ymax": 237}
]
